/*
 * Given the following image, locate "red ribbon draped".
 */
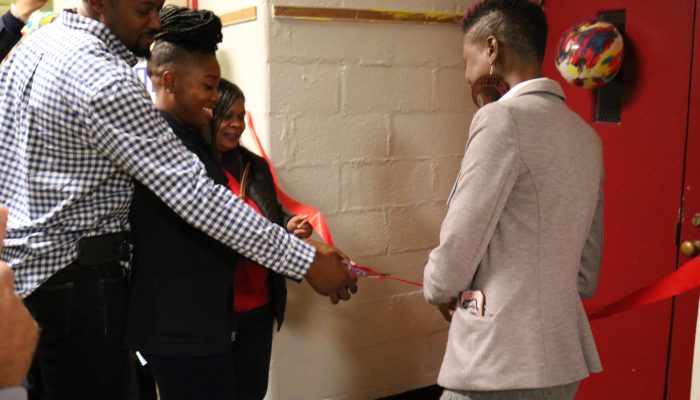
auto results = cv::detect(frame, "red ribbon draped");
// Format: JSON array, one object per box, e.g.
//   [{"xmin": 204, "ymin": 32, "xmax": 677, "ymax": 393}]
[{"xmin": 246, "ymin": 114, "xmax": 335, "ymax": 245}]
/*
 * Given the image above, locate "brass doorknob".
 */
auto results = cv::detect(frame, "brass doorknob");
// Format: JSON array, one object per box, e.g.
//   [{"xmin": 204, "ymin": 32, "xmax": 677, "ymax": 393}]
[{"xmin": 680, "ymin": 240, "xmax": 700, "ymax": 258}]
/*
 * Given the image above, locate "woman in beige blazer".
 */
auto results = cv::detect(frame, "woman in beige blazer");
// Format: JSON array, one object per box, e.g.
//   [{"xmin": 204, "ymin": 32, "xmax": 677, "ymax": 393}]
[{"xmin": 423, "ymin": 1, "xmax": 604, "ymax": 399}]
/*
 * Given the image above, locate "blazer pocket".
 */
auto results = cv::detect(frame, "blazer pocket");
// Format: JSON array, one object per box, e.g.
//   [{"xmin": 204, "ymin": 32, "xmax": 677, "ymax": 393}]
[{"xmin": 455, "ymin": 306, "xmax": 496, "ymax": 321}]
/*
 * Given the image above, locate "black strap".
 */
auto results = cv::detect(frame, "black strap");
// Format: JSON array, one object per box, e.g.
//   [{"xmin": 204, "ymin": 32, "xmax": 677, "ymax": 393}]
[{"xmin": 76, "ymin": 232, "xmax": 131, "ymax": 266}]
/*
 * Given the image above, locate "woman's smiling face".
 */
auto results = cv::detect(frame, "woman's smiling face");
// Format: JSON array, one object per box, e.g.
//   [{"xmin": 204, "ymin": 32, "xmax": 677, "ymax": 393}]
[
  {"xmin": 215, "ymin": 98, "xmax": 246, "ymax": 154},
  {"xmin": 171, "ymin": 55, "xmax": 221, "ymax": 129}
]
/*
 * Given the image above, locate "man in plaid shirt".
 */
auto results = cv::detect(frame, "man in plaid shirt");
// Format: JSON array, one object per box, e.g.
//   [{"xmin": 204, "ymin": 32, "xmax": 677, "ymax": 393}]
[{"xmin": 0, "ymin": 0, "xmax": 357, "ymax": 398}]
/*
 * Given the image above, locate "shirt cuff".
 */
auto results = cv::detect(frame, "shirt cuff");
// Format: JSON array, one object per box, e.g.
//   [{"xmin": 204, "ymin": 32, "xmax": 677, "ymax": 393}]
[
  {"xmin": 0, "ymin": 387, "xmax": 28, "ymax": 400},
  {"xmin": 281, "ymin": 237, "xmax": 315, "ymax": 282}
]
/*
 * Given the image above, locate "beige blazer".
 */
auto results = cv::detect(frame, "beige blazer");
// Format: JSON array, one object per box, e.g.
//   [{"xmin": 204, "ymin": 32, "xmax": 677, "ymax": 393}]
[{"xmin": 424, "ymin": 78, "xmax": 603, "ymax": 391}]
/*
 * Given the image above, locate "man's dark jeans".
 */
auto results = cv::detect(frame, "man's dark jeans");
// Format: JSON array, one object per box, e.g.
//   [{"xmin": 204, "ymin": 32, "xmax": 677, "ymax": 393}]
[{"xmin": 24, "ymin": 259, "xmax": 130, "ymax": 400}]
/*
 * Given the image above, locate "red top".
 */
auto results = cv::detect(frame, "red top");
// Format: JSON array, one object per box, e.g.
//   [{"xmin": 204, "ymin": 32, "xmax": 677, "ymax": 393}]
[{"xmin": 223, "ymin": 169, "xmax": 271, "ymax": 312}]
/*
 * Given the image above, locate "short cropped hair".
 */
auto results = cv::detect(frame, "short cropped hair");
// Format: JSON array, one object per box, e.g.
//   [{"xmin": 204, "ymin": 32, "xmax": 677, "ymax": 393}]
[{"xmin": 462, "ymin": 0, "xmax": 547, "ymax": 62}]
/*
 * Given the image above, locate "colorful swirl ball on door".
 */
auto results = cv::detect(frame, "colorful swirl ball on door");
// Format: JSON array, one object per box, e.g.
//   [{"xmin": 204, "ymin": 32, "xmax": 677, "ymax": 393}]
[{"xmin": 555, "ymin": 19, "xmax": 624, "ymax": 89}]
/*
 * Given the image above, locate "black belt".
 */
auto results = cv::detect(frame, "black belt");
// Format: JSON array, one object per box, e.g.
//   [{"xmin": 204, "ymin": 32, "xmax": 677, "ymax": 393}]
[{"xmin": 75, "ymin": 232, "xmax": 131, "ymax": 266}]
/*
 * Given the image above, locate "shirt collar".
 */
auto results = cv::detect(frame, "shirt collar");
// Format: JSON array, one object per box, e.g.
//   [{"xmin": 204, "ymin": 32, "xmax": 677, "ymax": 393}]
[
  {"xmin": 59, "ymin": 10, "xmax": 139, "ymax": 67},
  {"xmin": 498, "ymin": 77, "xmax": 565, "ymax": 102}
]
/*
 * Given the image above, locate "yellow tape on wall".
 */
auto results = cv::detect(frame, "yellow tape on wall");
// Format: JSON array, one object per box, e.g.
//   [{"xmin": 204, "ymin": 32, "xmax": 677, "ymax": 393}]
[{"xmin": 273, "ymin": 5, "xmax": 461, "ymax": 25}]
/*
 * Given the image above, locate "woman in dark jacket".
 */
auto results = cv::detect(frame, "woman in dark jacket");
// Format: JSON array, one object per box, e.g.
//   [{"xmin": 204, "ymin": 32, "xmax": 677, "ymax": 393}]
[
  {"xmin": 123, "ymin": 7, "xmax": 238, "ymax": 400},
  {"xmin": 207, "ymin": 79, "xmax": 312, "ymax": 400}
]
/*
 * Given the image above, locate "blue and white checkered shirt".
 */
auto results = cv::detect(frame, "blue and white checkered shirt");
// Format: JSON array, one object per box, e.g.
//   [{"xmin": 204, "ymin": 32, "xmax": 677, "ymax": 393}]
[{"xmin": 0, "ymin": 11, "xmax": 315, "ymax": 297}]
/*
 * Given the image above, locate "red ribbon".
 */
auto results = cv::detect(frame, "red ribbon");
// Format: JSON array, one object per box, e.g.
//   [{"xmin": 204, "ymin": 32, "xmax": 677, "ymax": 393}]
[
  {"xmin": 246, "ymin": 112, "xmax": 422, "ymax": 287},
  {"xmin": 586, "ymin": 255, "xmax": 700, "ymax": 321}
]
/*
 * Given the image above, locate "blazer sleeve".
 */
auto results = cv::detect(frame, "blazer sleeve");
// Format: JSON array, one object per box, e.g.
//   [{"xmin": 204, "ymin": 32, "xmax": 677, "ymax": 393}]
[
  {"xmin": 423, "ymin": 104, "xmax": 521, "ymax": 305},
  {"xmin": 0, "ymin": 11, "xmax": 24, "ymax": 60},
  {"xmin": 578, "ymin": 184, "xmax": 603, "ymax": 299}
]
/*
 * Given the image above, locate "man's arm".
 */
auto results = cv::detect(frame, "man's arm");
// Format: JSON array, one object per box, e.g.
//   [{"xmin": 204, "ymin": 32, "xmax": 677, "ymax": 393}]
[
  {"xmin": 85, "ymin": 79, "xmax": 356, "ymax": 301},
  {"xmin": 0, "ymin": 0, "xmax": 48, "ymax": 59},
  {"xmin": 423, "ymin": 105, "xmax": 520, "ymax": 305}
]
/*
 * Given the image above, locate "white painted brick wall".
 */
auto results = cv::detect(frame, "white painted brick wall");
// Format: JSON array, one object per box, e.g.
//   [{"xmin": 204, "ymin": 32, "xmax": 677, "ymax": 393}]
[
  {"xmin": 201, "ymin": 0, "xmax": 475, "ymax": 398},
  {"xmin": 343, "ymin": 65, "xmax": 435, "ymax": 113},
  {"xmin": 277, "ymin": 164, "xmax": 341, "ymax": 213},
  {"xmin": 270, "ymin": 63, "xmax": 342, "ymax": 114},
  {"xmin": 436, "ymin": 67, "xmax": 475, "ymax": 112},
  {"xmin": 284, "ymin": 21, "xmax": 394, "ymax": 65},
  {"xmin": 392, "ymin": 112, "xmax": 471, "ymax": 157},
  {"xmin": 392, "ymin": 24, "xmax": 467, "ymax": 67},
  {"xmin": 386, "ymin": 204, "xmax": 445, "ymax": 253},
  {"xmin": 292, "ymin": 114, "xmax": 390, "ymax": 162},
  {"xmin": 325, "ymin": 210, "xmax": 389, "ymax": 257},
  {"xmin": 340, "ymin": 160, "xmax": 435, "ymax": 208}
]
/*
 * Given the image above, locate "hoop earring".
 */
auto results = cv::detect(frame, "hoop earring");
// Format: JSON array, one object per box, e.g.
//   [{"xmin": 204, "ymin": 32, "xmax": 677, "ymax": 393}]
[{"xmin": 471, "ymin": 64, "xmax": 510, "ymax": 108}]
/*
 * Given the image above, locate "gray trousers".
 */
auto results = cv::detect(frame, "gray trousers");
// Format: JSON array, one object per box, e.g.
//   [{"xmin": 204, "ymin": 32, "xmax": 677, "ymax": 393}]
[{"xmin": 441, "ymin": 381, "xmax": 580, "ymax": 400}]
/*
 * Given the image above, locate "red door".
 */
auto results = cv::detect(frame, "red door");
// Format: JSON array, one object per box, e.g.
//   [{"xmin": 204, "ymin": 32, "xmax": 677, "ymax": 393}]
[
  {"xmin": 667, "ymin": 3, "xmax": 700, "ymax": 399},
  {"xmin": 542, "ymin": 1, "xmax": 697, "ymax": 398}
]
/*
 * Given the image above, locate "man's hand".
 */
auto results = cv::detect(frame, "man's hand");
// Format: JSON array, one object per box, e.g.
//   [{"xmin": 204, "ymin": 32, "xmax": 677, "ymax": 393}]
[
  {"xmin": 12, "ymin": 0, "xmax": 49, "ymax": 22},
  {"xmin": 0, "ymin": 206, "xmax": 39, "ymax": 388},
  {"xmin": 304, "ymin": 240, "xmax": 358, "ymax": 304},
  {"xmin": 438, "ymin": 299, "xmax": 457, "ymax": 322}
]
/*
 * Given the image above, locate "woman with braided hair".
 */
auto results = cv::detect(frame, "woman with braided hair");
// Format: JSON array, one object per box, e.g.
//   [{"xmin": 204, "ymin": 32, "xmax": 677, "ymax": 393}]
[{"xmin": 123, "ymin": 6, "xmax": 238, "ymax": 400}]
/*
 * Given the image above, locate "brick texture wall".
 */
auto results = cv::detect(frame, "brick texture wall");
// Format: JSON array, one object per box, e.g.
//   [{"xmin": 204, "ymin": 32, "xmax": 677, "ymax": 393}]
[{"xmin": 201, "ymin": 1, "xmax": 475, "ymax": 398}]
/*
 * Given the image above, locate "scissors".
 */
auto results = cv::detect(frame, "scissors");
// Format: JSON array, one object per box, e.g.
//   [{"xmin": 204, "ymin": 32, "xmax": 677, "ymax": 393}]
[{"xmin": 342, "ymin": 259, "xmax": 390, "ymax": 278}]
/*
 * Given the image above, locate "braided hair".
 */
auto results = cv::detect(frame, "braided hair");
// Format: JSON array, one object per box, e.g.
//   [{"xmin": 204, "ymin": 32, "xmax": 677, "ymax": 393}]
[{"xmin": 147, "ymin": 5, "xmax": 222, "ymax": 77}]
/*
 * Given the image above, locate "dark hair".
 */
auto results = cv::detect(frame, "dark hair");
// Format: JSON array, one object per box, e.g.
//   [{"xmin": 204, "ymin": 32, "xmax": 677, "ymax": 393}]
[
  {"xmin": 462, "ymin": 0, "xmax": 547, "ymax": 62},
  {"xmin": 147, "ymin": 6, "xmax": 222, "ymax": 77},
  {"xmin": 209, "ymin": 79, "xmax": 246, "ymax": 145}
]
